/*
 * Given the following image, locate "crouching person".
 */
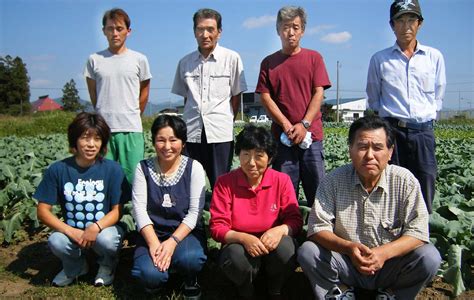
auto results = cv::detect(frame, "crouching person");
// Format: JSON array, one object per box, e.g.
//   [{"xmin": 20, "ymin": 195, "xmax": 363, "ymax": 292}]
[
  {"xmin": 297, "ymin": 116, "xmax": 441, "ymax": 300},
  {"xmin": 35, "ymin": 112, "xmax": 128, "ymax": 287},
  {"xmin": 130, "ymin": 115, "xmax": 207, "ymax": 299},
  {"xmin": 210, "ymin": 125, "xmax": 303, "ymax": 299}
]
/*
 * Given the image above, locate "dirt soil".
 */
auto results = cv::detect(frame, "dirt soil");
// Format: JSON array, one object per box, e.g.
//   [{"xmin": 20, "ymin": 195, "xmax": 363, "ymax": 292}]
[{"xmin": 0, "ymin": 232, "xmax": 472, "ymax": 299}]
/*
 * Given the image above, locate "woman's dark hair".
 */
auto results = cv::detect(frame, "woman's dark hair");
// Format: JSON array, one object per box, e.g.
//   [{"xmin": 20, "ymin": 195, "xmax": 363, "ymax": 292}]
[
  {"xmin": 348, "ymin": 115, "xmax": 395, "ymax": 148},
  {"xmin": 68, "ymin": 112, "xmax": 111, "ymax": 158},
  {"xmin": 235, "ymin": 125, "xmax": 277, "ymax": 160},
  {"xmin": 151, "ymin": 114, "xmax": 187, "ymax": 144}
]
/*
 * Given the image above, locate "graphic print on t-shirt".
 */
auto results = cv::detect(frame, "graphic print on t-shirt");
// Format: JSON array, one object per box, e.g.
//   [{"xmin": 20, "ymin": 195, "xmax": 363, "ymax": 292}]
[{"xmin": 63, "ymin": 179, "xmax": 106, "ymax": 229}]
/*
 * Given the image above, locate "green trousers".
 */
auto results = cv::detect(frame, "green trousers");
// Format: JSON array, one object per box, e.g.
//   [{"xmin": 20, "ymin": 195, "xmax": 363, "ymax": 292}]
[{"xmin": 106, "ymin": 132, "xmax": 144, "ymax": 184}]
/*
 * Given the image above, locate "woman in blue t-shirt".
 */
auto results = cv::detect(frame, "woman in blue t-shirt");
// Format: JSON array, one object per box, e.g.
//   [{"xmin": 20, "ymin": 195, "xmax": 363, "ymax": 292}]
[
  {"xmin": 35, "ymin": 112, "xmax": 128, "ymax": 287},
  {"xmin": 131, "ymin": 115, "xmax": 207, "ymax": 298}
]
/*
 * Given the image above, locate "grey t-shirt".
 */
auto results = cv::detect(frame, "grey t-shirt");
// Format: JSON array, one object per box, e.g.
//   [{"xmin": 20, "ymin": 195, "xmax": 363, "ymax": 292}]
[{"xmin": 84, "ymin": 49, "xmax": 152, "ymax": 132}]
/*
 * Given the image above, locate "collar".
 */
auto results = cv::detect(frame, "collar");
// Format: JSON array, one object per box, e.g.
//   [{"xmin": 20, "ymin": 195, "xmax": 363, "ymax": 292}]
[
  {"xmin": 193, "ymin": 44, "xmax": 221, "ymax": 62},
  {"xmin": 236, "ymin": 167, "xmax": 273, "ymax": 191},
  {"xmin": 391, "ymin": 41, "xmax": 426, "ymax": 55},
  {"xmin": 351, "ymin": 165, "xmax": 389, "ymax": 194}
]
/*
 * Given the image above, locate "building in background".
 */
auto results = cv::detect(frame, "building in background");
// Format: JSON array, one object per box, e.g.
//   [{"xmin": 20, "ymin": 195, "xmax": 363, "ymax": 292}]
[
  {"xmin": 31, "ymin": 95, "xmax": 63, "ymax": 113},
  {"xmin": 324, "ymin": 97, "xmax": 367, "ymax": 123}
]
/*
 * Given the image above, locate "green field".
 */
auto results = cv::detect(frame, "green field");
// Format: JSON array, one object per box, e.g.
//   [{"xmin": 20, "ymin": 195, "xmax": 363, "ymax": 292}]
[{"xmin": 0, "ymin": 111, "xmax": 473, "ymax": 298}]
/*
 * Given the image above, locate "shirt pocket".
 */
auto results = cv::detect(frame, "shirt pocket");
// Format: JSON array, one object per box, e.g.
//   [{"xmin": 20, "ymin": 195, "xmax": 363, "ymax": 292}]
[
  {"xmin": 210, "ymin": 72, "xmax": 231, "ymax": 100},
  {"xmin": 184, "ymin": 71, "xmax": 200, "ymax": 89},
  {"xmin": 421, "ymin": 72, "xmax": 435, "ymax": 93}
]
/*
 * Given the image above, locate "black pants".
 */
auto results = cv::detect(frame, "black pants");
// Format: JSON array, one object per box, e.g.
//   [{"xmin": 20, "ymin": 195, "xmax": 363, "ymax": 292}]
[
  {"xmin": 389, "ymin": 125, "xmax": 437, "ymax": 213},
  {"xmin": 218, "ymin": 235, "xmax": 297, "ymax": 297},
  {"xmin": 185, "ymin": 127, "xmax": 233, "ymax": 189}
]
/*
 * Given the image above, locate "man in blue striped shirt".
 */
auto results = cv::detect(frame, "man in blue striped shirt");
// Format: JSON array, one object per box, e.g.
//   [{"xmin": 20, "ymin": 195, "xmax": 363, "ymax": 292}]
[{"xmin": 366, "ymin": 0, "xmax": 446, "ymax": 213}]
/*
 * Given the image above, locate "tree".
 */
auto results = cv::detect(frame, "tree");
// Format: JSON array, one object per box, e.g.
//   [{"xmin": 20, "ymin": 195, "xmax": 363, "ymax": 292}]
[
  {"xmin": 62, "ymin": 79, "xmax": 84, "ymax": 112},
  {"xmin": 321, "ymin": 103, "xmax": 337, "ymax": 122},
  {"xmin": 0, "ymin": 55, "xmax": 31, "ymax": 115}
]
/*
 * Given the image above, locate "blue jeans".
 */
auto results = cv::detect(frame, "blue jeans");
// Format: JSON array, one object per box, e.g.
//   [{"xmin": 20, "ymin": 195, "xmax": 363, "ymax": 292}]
[
  {"xmin": 48, "ymin": 225, "xmax": 124, "ymax": 277},
  {"xmin": 131, "ymin": 233, "xmax": 207, "ymax": 289},
  {"xmin": 272, "ymin": 140, "xmax": 325, "ymax": 207},
  {"xmin": 297, "ymin": 241, "xmax": 441, "ymax": 300}
]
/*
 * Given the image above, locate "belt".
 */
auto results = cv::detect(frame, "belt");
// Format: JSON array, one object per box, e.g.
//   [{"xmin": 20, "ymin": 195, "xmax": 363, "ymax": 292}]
[{"xmin": 385, "ymin": 117, "xmax": 434, "ymax": 131}]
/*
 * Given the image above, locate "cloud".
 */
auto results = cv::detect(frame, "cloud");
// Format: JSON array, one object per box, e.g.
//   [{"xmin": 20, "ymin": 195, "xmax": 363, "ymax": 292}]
[
  {"xmin": 30, "ymin": 78, "xmax": 53, "ymax": 87},
  {"xmin": 306, "ymin": 24, "xmax": 336, "ymax": 35},
  {"xmin": 320, "ymin": 31, "xmax": 352, "ymax": 44},
  {"xmin": 242, "ymin": 15, "xmax": 276, "ymax": 29}
]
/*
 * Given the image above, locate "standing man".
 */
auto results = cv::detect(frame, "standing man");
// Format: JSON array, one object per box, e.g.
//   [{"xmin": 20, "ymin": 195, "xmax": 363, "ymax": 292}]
[
  {"xmin": 298, "ymin": 116, "xmax": 441, "ymax": 299},
  {"xmin": 366, "ymin": 0, "xmax": 446, "ymax": 213},
  {"xmin": 84, "ymin": 8, "xmax": 152, "ymax": 184},
  {"xmin": 256, "ymin": 6, "xmax": 331, "ymax": 207},
  {"xmin": 172, "ymin": 8, "xmax": 247, "ymax": 188}
]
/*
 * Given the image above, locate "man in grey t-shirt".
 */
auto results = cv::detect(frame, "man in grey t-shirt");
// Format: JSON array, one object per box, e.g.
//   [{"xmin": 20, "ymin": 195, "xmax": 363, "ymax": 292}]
[{"xmin": 84, "ymin": 8, "xmax": 152, "ymax": 184}]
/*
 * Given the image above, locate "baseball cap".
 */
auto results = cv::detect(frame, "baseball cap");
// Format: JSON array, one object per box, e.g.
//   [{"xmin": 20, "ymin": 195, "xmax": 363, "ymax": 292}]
[{"xmin": 390, "ymin": 0, "xmax": 423, "ymax": 21}]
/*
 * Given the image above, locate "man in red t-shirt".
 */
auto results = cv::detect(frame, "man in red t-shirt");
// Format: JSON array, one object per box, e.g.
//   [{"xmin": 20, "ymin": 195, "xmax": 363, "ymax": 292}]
[{"xmin": 256, "ymin": 6, "xmax": 331, "ymax": 207}]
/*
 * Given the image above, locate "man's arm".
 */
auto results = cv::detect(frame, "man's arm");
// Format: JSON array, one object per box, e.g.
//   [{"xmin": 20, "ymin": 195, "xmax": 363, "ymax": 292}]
[
  {"xmin": 366, "ymin": 55, "xmax": 381, "ymax": 112},
  {"xmin": 139, "ymin": 79, "xmax": 151, "ymax": 115},
  {"xmin": 289, "ymin": 86, "xmax": 325, "ymax": 144},
  {"xmin": 86, "ymin": 77, "xmax": 97, "ymax": 108},
  {"xmin": 231, "ymin": 94, "xmax": 241, "ymax": 120},
  {"xmin": 260, "ymin": 92, "xmax": 292, "ymax": 134},
  {"xmin": 369, "ymin": 235, "xmax": 424, "ymax": 271}
]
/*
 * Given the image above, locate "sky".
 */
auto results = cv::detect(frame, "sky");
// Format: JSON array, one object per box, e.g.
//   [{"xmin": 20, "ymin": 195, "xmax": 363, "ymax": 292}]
[{"xmin": 1, "ymin": 0, "xmax": 473, "ymax": 111}]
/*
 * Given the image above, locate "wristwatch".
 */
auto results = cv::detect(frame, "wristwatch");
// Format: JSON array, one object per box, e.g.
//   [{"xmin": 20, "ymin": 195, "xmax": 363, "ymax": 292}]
[{"xmin": 301, "ymin": 119, "xmax": 311, "ymax": 129}]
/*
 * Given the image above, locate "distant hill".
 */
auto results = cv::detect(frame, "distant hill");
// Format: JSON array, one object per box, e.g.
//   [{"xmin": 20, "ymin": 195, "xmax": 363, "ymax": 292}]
[{"xmin": 52, "ymin": 97, "xmax": 183, "ymax": 116}]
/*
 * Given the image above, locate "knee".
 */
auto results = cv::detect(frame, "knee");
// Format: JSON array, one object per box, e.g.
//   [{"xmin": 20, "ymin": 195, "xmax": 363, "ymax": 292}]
[
  {"xmin": 219, "ymin": 244, "xmax": 253, "ymax": 273},
  {"xmin": 178, "ymin": 248, "xmax": 207, "ymax": 273},
  {"xmin": 415, "ymin": 244, "xmax": 441, "ymax": 278},
  {"xmin": 48, "ymin": 232, "xmax": 70, "ymax": 255},
  {"xmin": 95, "ymin": 226, "xmax": 123, "ymax": 254},
  {"xmin": 132, "ymin": 256, "xmax": 168, "ymax": 288},
  {"xmin": 297, "ymin": 240, "xmax": 323, "ymax": 268}
]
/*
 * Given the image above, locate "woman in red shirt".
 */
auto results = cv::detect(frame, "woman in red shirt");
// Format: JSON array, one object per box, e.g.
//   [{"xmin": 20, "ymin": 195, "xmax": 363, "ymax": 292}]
[{"xmin": 210, "ymin": 125, "xmax": 303, "ymax": 299}]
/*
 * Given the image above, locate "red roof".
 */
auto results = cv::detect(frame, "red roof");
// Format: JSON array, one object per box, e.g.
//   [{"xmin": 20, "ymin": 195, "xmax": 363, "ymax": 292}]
[{"xmin": 32, "ymin": 95, "xmax": 63, "ymax": 112}]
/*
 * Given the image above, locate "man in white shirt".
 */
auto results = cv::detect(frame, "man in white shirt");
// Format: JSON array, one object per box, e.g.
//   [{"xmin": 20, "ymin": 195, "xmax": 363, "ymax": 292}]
[
  {"xmin": 366, "ymin": 0, "xmax": 446, "ymax": 213},
  {"xmin": 172, "ymin": 8, "xmax": 247, "ymax": 188}
]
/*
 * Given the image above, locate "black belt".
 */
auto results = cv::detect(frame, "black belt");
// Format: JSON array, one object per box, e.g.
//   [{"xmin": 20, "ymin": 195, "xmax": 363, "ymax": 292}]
[{"xmin": 385, "ymin": 117, "xmax": 433, "ymax": 131}]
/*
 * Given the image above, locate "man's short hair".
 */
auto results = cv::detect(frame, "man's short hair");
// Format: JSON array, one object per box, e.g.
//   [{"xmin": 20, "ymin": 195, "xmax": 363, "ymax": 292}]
[
  {"xmin": 68, "ymin": 112, "xmax": 111, "ymax": 158},
  {"xmin": 348, "ymin": 116, "xmax": 395, "ymax": 148},
  {"xmin": 276, "ymin": 6, "xmax": 307, "ymax": 32},
  {"xmin": 102, "ymin": 8, "xmax": 131, "ymax": 29},
  {"xmin": 235, "ymin": 125, "xmax": 277, "ymax": 162},
  {"xmin": 193, "ymin": 8, "xmax": 222, "ymax": 31}
]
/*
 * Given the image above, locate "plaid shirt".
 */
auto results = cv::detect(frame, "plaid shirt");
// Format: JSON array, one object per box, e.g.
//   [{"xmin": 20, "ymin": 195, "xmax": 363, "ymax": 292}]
[{"xmin": 308, "ymin": 164, "xmax": 429, "ymax": 248}]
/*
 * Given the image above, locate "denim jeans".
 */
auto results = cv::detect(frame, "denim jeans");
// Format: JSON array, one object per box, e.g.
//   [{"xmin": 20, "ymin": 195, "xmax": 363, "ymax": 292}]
[
  {"xmin": 131, "ymin": 233, "xmax": 207, "ymax": 289},
  {"xmin": 48, "ymin": 225, "xmax": 124, "ymax": 277}
]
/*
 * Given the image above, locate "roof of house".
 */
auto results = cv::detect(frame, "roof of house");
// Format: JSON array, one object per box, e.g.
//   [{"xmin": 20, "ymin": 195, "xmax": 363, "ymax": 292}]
[
  {"xmin": 31, "ymin": 95, "xmax": 63, "ymax": 112},
  {"xmin": 324, "ymin": 97, "xmax": 366, "ymax": 105}
]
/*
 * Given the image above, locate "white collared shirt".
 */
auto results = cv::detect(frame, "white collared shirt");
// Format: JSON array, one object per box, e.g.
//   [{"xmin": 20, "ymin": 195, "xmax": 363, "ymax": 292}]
[
  {"xmin": 366, "ymin": 42, "xmax": 446, "ymax": 123},
  {"xmin": 172, "ymin": 45, "xmax": 247, "ymax": 143}
]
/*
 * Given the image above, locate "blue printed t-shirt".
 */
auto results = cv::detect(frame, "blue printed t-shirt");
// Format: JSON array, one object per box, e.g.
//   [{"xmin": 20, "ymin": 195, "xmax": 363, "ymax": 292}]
[{"xmin": 34, "ymin": 157, "xmax": 129, "ymax": 229}]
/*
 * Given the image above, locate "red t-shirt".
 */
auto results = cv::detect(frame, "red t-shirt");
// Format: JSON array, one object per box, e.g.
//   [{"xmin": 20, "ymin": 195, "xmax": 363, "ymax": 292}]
[
  {"xmin": 209, "ymin": 168, "xmax": 302, "ymax": 243},
  {"xmin": 256, "ymin": 48, "xmax": 331, "ymax": 141}
]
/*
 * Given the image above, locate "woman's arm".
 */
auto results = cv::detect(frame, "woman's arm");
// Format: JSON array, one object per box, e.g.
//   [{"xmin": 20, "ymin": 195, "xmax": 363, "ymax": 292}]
[
  {"xmin": 132, "ymin": 163, "xmax": 153, "ymax": 231},
  {"xmin": 181, "ymin": 160, "xmax": 206, "ymax": 230},
  {"xmin": 81, "ymin": 204, "xmax": 122, "ymax": 248},
  {"xmin": 37, "ymin": 202, "xmax": 84, "ymax": 245}
]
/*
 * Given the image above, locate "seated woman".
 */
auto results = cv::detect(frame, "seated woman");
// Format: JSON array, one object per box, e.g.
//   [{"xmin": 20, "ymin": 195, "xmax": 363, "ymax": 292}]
[
  {"xmin": 131, "ymin": 115, "xmax": 207, "ymax": 299},
  {"xmin": 35, "ymin": 112, "xmax": 128, "ymax": 287},
  {"xmin": 210, "ymin": 125, "xmax": 303, "ymax": 299}
]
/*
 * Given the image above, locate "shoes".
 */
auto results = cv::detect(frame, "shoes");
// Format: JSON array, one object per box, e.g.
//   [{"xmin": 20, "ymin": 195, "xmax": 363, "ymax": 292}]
[
  {"xmin": 52, "ymin": 260, "xmax": 89, "ymax": 287},
  {"xmin": 183, "ymin": 280, "xmax": 202, "ymax": 300},
  {"xmin": 325, "ymin": 285, "xmax": 356, "ymax": 300},
  {"xmin": 375, "ymin": 289, "xmax": 396, "ymax": 300},
  {"xmin": 94, "ymin": 265, "xmax": 115, "ymax": 286}
]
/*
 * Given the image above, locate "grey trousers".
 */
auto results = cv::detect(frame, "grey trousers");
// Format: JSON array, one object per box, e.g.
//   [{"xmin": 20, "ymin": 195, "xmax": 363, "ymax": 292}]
[{"xmin": 297, "ymin": 241, "xmax": 441, "ymax": 300}]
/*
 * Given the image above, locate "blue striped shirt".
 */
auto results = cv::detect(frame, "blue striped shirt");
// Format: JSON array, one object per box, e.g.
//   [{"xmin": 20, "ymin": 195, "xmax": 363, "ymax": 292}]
[{"xmin": 366, "ymin": 42, "xmax": 446, "ymax": 123}]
